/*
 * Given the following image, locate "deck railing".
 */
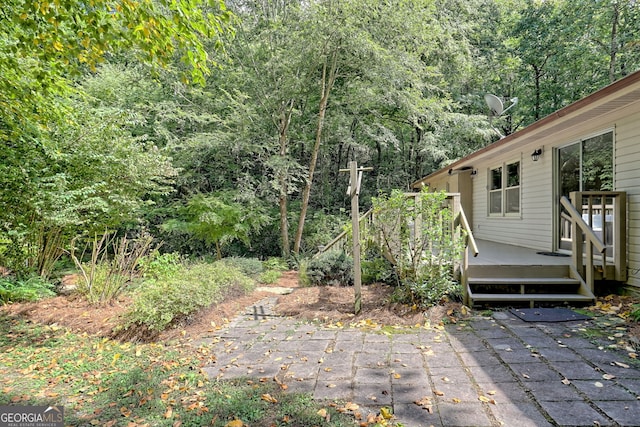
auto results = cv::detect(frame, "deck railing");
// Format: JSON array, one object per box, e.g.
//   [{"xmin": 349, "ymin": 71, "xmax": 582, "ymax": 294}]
[
  {"xmin": 315, "ymin": 193, "xmax": 479, "ymax": 304},
  {"xmin": 452, "ymin": 199, "xmax": 478, "ymax": 306},
  {"xmin": 315, "ymin": 208, "xmax": 374, "ymax": 257},
  {"xmin": 560, "ymin": 191, "xmax": 627, "ymax": 290}
]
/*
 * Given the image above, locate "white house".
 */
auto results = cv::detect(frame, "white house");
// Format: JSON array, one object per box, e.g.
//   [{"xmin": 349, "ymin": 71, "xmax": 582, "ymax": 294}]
[{"xmin": 412, "ymin": 70, "xmax": 640, "ymax": 305}]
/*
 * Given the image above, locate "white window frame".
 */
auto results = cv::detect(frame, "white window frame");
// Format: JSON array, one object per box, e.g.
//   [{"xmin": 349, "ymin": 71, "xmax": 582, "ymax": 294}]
[{"xmin": 488, "ymin": 160, "xmax": 521, "ymax": 217}]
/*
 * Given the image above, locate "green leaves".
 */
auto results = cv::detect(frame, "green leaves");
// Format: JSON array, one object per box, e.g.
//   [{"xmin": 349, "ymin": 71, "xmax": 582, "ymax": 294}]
[
  {"xmin": 162, "ymin": 192, "xmax": 271, "ymax": 259},
  {"xmin": 123, "ymin": 261, "xmax": 255, "ymax": 334},
  {"xmin": 370, "ymin": 189, "xmax": 464, "ymax": 308}
]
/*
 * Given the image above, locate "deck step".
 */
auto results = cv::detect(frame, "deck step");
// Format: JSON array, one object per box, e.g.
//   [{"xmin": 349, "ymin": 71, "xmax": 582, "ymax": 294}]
[
  {"xmin": 468, "ymin": 292, "xmax": 594, "ymax": 302},
  {"xmin": 468, "ymin": 277, "xmax": 580, "ymax": 286},
  {"xmin": 466, "ymin": 272, "xmax": 595, "ymax": 307}
]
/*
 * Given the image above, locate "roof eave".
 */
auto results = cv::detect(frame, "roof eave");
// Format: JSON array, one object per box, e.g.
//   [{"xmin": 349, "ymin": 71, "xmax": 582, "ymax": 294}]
[{"xmin": 411, "ymin": 70, "xmax": 640, "ymax": 189}]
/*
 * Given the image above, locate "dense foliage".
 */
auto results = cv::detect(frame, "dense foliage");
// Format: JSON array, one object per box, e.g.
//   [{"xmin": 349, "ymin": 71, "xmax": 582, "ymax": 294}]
[
  {"xmin": 369, "ymin": 189, "xmax": 465, "ymax": 307},
  {"xmin": 1, "ymin": 0, "xmax": 639, "ymax": 276},
  {"xmin": 123, "ymin": 261, "xmax": 255, "ymax": 334},
  {"xmin": 302, "ymin": 251, "xmax": 355, "ymax": 287}
]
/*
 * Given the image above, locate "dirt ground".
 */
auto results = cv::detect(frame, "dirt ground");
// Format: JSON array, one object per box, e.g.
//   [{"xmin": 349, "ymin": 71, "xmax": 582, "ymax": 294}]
[{"xmin": 2, "ymin": 271, "xmax": 640, "ymax": 349}]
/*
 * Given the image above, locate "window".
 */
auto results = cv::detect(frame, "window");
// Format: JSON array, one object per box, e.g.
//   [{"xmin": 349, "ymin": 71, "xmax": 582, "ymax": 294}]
[
  {"xmin": 489, "ymin": 161, "xmax": 520, "ymax": 215},
  {"xmin": 489, "ymin": 167, "xmax": 502, "ymax": 214}
]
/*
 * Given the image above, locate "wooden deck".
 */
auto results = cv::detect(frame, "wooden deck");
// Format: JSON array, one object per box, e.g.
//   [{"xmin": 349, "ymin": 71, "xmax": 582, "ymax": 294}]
[
  {"xmin": 465, "ymin": 239, "xmax": 595, "ymax": 308},
  {"xmin": 469, "ymin": 240, "xmax": 572, "ymax": 266}
]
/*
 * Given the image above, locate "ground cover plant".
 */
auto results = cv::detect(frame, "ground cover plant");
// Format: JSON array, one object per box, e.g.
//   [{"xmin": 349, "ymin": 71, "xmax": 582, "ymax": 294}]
[
  {"xmin": 120, "ymin": 261, "xmax": 256, "ymax": 341},
  {"xmin": 0, "ymin": 314, "xmax": 360, "ymax": 426}
]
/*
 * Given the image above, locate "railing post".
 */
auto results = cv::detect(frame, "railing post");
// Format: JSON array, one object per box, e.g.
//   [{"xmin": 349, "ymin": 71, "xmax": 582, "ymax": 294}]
[
  {"xmin": 615, "ymin": 192, "xmax": 627, "ymax": 281},
  {"xmin": 570, "ymin": 192, "xmax": 585, "ymax": 279}
]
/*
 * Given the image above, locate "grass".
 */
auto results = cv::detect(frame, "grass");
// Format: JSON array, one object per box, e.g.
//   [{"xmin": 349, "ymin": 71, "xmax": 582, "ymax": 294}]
[{"xmin": 0, "ymin": 314, "xmax": 358, "ymax": 426}]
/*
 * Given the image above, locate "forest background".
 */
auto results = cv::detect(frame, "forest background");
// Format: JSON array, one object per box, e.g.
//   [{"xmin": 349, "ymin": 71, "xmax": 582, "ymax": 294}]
[{"xmin": 2, "ymin": 0, "xmax": 640, "ymax": 278}]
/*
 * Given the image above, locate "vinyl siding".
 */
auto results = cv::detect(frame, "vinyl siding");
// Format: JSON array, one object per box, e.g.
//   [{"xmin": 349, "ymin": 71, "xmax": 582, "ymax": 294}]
[
  {"xmin": 422, "ymin": 80, "xmax": 640, "ymax": 288},
  {"xmin": 614, "ymin": 114, "xmax": 640, "ymax": 287},
  {"xmin": 471, "ymin": 149, "xmax": 554, "ymax": 251}
]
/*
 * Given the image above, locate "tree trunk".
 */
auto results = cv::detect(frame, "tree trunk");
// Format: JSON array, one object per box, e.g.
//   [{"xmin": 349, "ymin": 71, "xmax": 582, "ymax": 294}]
[
  {"xmin": 293, "ymin": 50, "xmax": 338, "ymax": 254},
  {"xmin": 608, "ymin": 2, "xmax": 620, "ymax": 83},
  {"xmin": 278, "ymin": 99, "xmax": 295, "ymax": 257}
]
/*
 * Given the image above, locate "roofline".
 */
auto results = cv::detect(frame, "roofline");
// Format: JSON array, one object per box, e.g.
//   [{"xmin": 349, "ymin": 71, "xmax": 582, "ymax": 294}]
[{"xmin": 412, "ymin": 70, "xmax": 640, "ymax": 188}]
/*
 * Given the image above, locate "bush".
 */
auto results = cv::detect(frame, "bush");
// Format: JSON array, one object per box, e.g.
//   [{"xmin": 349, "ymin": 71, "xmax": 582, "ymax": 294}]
[
  {"xmin": 217, "ymin": 257, "xmax": 264, "ymax": 278},
  {"xmin": 258, "ymin": 269, "xmax": 282, "ymax": 285},
  {"xmin": 303, "ymin": 251, "xmax": 353, "ymax": 287},
  {"xmin": 70, "ymin": 232, "xmax": 154, "ymax": 304},
  {"xmin": 123, "ymin": 262, "xmax": 255, "ymax": 333},
  {"xmin": 262, "ymin": 257, "xmax": 288, "ymax": 272},
  {"xmin": 138, "ymin": 251, "xmax": 182, "ymax": 280},
  {"xmin": 0, "ymin": 276, "xmax": 56, "ymax": 304},
  {"xmin": 391, "ymin": 278, "xmax": 462, "ymax": 309},
  {"xmin": 369, "ymin": 188, "xmax": 465, "ymax": 308},
  {"xmin": 361, "ymin": 246, "xmax": 396, "ymax": 285},
  {"xmin": 76, "ymin": 263, "xmax": 130, "ymax": 303}
]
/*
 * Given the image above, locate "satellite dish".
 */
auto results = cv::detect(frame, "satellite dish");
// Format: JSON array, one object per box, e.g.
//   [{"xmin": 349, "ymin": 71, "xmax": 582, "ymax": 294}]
[{"xmin": 484, "ymin": 94, "xmax": 504, "ymax": 116}]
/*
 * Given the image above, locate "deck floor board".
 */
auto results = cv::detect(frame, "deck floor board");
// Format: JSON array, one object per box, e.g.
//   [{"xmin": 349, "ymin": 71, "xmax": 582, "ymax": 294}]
[{"xmin": 469, "ymin": 240, "xmax": 572, "ymax": 266}]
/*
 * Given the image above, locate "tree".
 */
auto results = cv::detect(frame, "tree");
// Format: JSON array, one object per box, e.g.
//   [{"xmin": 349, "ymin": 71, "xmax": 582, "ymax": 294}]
[
  {"xmin": 1, "ymin": 0, "xmax": 235, "ymax": 139},
  {"xmin": 162, "ymin": 193, "xmax": 271, "ymax": 259}
]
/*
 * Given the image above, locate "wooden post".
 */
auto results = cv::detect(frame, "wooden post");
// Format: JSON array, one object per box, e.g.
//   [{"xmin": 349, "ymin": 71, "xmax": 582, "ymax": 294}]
[
  {"xmin": 350, "ymin": 161, "xmax": 362, "ymax": 314},
  {"xmin": 340, "ymin": 161, "xmax": 373, "ymax": 315}
]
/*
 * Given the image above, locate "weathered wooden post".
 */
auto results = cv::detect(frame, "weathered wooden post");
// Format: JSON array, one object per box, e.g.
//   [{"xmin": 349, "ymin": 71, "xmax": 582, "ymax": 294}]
[{"xmin": 340, "ymin": 161, "xmax": 372, "ymax": 315}]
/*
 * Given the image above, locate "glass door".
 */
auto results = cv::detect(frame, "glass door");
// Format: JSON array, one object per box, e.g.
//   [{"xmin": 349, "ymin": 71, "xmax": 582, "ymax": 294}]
[{"xmin": 557, "ymin": 132, "xmax": 613, "ymax": 251}]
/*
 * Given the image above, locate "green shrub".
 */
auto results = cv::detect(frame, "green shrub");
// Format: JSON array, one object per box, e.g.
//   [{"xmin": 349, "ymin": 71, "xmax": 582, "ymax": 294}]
[
  {"xmin": 361, "ymin": 246, "xmax": 396, "ymax": 285},
  {"xmin": 304, "ymin": 251, "xmax": 353, "ymax": 286},
  {"xmin": 123, "ymin": 262, "xmax": 255, "ymax": 332},
  {"xmin": 217, "ymin": 257, "xmax": 264, "ymax": 278},
  {"xmin": 138, "ymin": 251, "xmax": 182, "ymax": 280},
  {"xmin": 70, "ymin": 232, "xmax": 154, "ymax": 304},
  {"xmin": 370, "ymin": 188, "xmax": 465, "ymax": 308},
  {"xmin": 0, "ymin": 276, "xmax": 56, "ymax": 304},
  {"xmin": 630, "ymin": 304, "xmax": 640, "ymax": 322},
  {"xmin": 258, "ymin": 269, "xmax": 282, "ymax": 285},
  {"xmin": 262, "ymin": 257, "xmax": 288, "ymax": 271},
  {"xmin": 391, "ymin": 277, "xmax": 462, "ymax": 309},
  {"xmin": 76, "ymin": 262, "xmax": 130, "ymax": 303}
]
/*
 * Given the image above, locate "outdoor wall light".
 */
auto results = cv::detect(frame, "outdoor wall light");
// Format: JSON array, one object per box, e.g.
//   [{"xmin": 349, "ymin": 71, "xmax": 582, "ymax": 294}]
[
  {"xmin": 531, "ymin": 148, "xmax": 543, "ymax": 161},
  {"xmin": 470, "ymin": 169, "xmax": 478, "ymax": 176}
]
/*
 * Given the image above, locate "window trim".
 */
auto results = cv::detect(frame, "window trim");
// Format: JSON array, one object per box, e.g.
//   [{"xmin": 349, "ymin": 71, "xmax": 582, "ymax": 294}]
[{"xmin": 488, "ymin": 159, "xmax": 521, "ymax": 217}]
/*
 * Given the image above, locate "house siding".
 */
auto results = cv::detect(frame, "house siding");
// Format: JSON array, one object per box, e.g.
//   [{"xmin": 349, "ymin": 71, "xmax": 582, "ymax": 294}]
[
  {"xmin": 470, "ymin": 150, "xmax": 554, "ymax": 252},
  {"xmin": 417, "ymin": 73, "xmax": 640, "ymax": 288},
  {"xmin": 614, "ymin": 114, "xmax": 640, "ymax": 287}
]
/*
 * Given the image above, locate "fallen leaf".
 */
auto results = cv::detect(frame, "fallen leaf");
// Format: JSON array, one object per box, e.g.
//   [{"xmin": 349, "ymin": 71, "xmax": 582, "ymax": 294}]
[
  {"xmin": 487, "ymin": 390, "xmax": 497, "ymax": 395},
  {"xmin": 603, "ymin": 374, "xmax": 616, "ymax": 380},
  {"xmin": 317, "ymin": 409, "xmax": 328, "ymax": 418},
  {"xmin": 562, "ymin": 378, "xmax": 571, "ymax": 385},
  {"xmin": 614, "ymin": 361, "xmax": 630, "ymax": 369},
  {"xmin": 380, "ymin": 407, "xmax": 393, "ymax": 419},
  {"xmin": 595, "ymin": 382, "xmax": 604, "ymax": 388},
  {"xmin": 224, "ymin": 420, "xmax": 243, "ymax": 427},
  {"xmin": 393, "ymin": 373, "xmax": 402, "ymax": 379},
  {"xmin": 164, "ymin": 407, "xmax": 173, "ymax": 419},
  {"xmin": 452, "ymin": 398, "xmax": 461, "ymax": 403},
  {"xmin": 434, "ymin": 390, "xmax": 445, "ymax": 396},
  {"xmin": 343, "ymin": 402, "xmax": 359, "ymax": 411},
  {"xmin": 479, "ymin": 395, "xmax": 496, "ymax": 404},
  {"xmin": 261, "ymin": 393, "xmax": 277, "ymax": 403},
  {"xmin": 522, "ymin": 373, "xmax": 530, "ymax": 379}
]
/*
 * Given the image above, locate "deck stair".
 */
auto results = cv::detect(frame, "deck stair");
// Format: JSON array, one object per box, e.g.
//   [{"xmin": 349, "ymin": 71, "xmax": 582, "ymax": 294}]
[{"xmin": 466, "ymin": 264, "xmax": 596, "ymax": 308}]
